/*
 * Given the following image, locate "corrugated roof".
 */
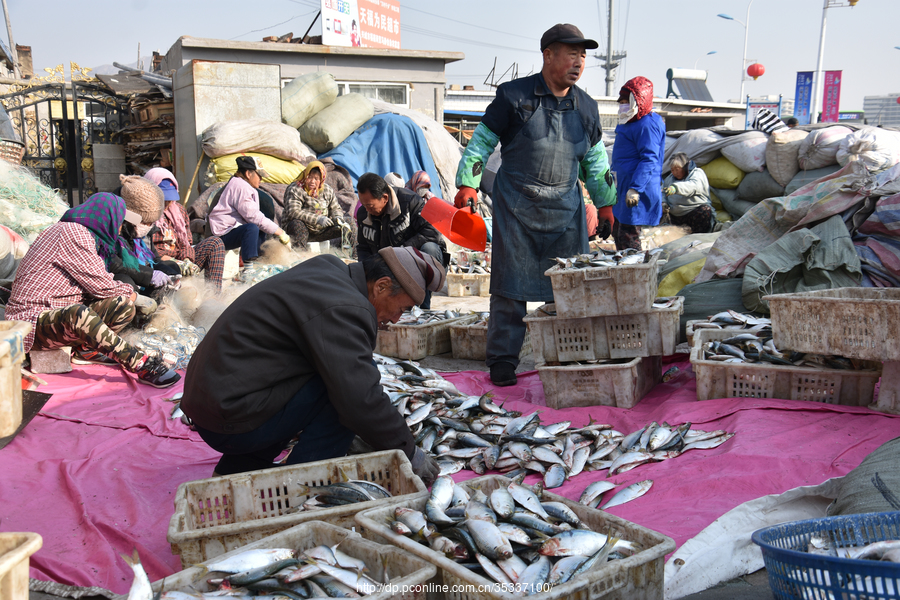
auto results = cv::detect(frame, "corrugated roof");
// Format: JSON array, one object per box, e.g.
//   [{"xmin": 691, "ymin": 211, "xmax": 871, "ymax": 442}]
[{"xmin": 96, "ymin": 72, "xmax": 155, "ymax": 94}]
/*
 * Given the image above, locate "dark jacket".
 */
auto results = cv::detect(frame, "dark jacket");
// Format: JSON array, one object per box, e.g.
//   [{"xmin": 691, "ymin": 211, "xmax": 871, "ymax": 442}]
[
  {"xmin": 355, "ymin": 185, "xmax": 447, "ymax": 263},
  {"xmin": 107, "ymin": 226, "xmax": 177, "ymax": 289},
  {"xmin": 180, "ymin": 254, "xmax": 417, "ymax": 459}
]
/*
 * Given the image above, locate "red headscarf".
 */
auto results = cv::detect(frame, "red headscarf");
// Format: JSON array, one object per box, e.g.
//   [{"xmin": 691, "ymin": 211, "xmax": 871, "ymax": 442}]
[{"xmin": 618, "ymin": 76, "xmax": 654, "ymax": 122}]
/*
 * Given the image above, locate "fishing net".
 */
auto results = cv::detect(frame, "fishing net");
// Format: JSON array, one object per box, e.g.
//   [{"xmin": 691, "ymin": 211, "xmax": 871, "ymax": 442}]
[{"xmin": 0, "ymin": 161, "xmax": 68, "ymax": 241}]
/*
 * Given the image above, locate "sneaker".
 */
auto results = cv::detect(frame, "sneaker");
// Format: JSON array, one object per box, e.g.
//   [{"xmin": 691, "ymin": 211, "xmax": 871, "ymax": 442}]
[
  {"xmin": 490, "ymin": 362, "xmax": 518, "ymax": 387},
  {"xmin": 71, "ymin": 349, "xmax": 118, "ymax": 366},
  {"xmin": 135, "ymin": 356, "xmax": 181, "ymax": 388}
]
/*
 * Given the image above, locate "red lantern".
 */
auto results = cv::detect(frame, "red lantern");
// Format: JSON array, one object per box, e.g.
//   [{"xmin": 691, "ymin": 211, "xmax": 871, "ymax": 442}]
[
  {"xmin": 747, "ymin": 63, "xmax": 765, "ymax": 80},
  {"xmin": 896, "ymin": 96, "xmax": 900, "ymax": 104}
]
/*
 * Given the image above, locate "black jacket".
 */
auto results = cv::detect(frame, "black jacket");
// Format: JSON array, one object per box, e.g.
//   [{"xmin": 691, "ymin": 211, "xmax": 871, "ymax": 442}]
[{"xmin": 355, "ymin": 185, "xmax": 447, "ymax": 263}]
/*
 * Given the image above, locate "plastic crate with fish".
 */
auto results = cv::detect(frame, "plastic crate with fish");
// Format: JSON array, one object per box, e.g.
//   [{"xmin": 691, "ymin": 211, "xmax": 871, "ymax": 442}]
[
  {"xmin": 354, "ymin": 474, "xmax": 675, "ymax": 600},
  {"xmin": 449, "ymin": 319, "xmax": 530, "ymax": 362},
  {"xmin": 167, "ymin": 450, "xmax": 427, "ymax": 568},
  {"xmin": 0, "ymin": 321, "xmax": 31, "ymax": 437},
  {"xmin": 524, "ymin": 298, "xmax": 682, "ymax": 364},
  {"xmin": 376, "ymin": 314, "xmax": 476, "ymax": 361},
  {"xmin": 690, "ymin": 328, "xmax": 882, "ymax": 404},
  {"xmin": 543, "ymin": 252, "xmax": 660, "ymax": 319},
  {"xmin": 0, "ymin": 533, "xmax": 42, "ymax": 600},
  {"xmin": 752, "ymin": 511, "xmax": 900, "ymax": 600},
  {"xmin": 685, "ymin": 311, "xmax": 771, "ymax": 349},
  {"xmin": 447, "ymin": 272, "xmax": 491, "ymax": 297},
  {"xmin": 765, "ymin": 288, "xmax": 900, "ymax": 413},
  {"xmin": 535, "ymin": 356, "xmax": 661, "ymax": 410},
  {"xmin": 155, "ymin": 521, "xmax": 436, "ymax": 600}
]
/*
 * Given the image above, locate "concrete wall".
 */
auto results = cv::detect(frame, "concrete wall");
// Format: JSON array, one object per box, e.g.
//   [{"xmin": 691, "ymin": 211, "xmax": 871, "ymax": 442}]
[{"xmin": 172, "ymin": 60, "xmax": 282, "ymax": 197}]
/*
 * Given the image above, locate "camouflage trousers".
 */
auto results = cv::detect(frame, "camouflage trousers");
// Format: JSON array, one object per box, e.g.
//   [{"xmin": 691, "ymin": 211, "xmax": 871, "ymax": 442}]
[
  {"xmin": 284, "ymin": 220, "xmax": 356, "ymax": 252},
  {"xmin": 33, "ymin": 296, "xmax": 145, "ymax": 371}
]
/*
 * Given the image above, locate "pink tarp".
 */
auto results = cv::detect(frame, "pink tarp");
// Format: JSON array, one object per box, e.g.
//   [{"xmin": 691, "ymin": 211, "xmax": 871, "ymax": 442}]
[{"xmin": 1, "ymin": 361, "xmax": 897, "ymax": 595}]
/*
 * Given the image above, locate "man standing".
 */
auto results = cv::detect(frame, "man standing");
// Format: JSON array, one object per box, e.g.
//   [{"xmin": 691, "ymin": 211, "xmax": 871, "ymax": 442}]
[
  {"xmin": 453, "ymin": 23, "xmax": 616, "ymax": 386},
  {"xmin": 355, "ymin": 172, "xmax": 448, "ymax": 309},
  {"xmin": 181, "ymin": 247, "xmax": 444, "ymax": 484}
]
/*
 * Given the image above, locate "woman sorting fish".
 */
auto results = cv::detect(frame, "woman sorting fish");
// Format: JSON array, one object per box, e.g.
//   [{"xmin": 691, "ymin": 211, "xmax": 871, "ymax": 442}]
[{"xmin": 180, "ymin": 247, "xmax": 446, "ymax": 484}]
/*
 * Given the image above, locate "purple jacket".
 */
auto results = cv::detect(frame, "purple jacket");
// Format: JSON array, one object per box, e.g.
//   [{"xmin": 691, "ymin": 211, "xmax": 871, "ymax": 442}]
[{"xmin": 208, "ymin": 176, "xmax": 279, "ymax": 236}]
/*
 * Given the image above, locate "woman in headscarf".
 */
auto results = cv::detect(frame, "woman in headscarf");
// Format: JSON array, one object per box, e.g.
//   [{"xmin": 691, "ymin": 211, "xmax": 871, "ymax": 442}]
[
  {"xmin": 145, "ymin": 167, "xmax": 226, "ymax": 290},
  {"xmin": 610, "ymin": 76, "xmax": 666, "ymax": 250},
  {"xmin": 5, "ymin": 193, "xmax": 180, "ymax": 388},
  {"xmin": 405, "ymin": 170, "xmax": 435, "ymax": 200},
  {"xmin": 281, "ymin": 161, "xmax": 352, "ymax": 250}
]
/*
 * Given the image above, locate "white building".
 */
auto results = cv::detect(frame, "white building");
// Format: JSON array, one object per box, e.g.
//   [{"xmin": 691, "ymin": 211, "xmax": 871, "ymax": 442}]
[{"xmin": 864, "ymin": 94, "xmax": 900, "ymax": 127}]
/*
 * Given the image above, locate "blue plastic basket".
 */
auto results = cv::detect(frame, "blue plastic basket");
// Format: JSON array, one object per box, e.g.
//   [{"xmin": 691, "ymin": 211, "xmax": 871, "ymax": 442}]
[{"xmin": 752, "ymin": 511, "xmax": 900, "ymax": 600}]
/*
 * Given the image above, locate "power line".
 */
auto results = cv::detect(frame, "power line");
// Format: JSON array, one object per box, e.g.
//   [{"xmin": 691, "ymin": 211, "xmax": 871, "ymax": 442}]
[
  {"xmin": 401, "ymin": 3, "xmax": 535, "ymax": 41},
  {"xmin": 403, "ymin": 24, "xmax": 536, "ymax": 53},
  {"xmin": 229, "ymin": 9, "xmax": 319, "ymax": 41}
]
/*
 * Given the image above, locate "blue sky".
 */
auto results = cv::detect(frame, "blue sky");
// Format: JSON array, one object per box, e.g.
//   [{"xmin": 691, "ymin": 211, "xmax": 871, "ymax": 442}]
[{"xmin": 7, "ymin": 0, "xmax": 898, "ymax": 111}]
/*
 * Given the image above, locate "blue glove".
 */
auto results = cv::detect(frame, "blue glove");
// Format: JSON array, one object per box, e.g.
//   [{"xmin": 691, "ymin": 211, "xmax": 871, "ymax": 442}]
[{"xmin": 151, "ymin": 270, "xmax": 171, "ymax": 287}]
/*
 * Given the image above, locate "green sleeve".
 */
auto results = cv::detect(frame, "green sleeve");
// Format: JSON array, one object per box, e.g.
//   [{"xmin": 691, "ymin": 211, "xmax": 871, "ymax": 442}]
[
  {"xmin": 455, "ymin": 123, "xmax": 500, "ymax": 189},
  {"xmin": 579, "ymin": 141, "xmax": 617, "ymax": 208}
]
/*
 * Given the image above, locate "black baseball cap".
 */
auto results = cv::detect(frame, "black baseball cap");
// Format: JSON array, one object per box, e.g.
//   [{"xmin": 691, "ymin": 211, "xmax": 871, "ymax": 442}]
[{"xmin": 540, "ymin": 24, "xmax": 599, "ymax": 51}]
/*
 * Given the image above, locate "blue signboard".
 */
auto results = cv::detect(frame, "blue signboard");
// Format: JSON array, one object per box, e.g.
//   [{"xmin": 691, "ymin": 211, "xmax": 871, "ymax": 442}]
[{"xmin": 794, "ymin": 71, "xmax": 813, "ymax": 125}]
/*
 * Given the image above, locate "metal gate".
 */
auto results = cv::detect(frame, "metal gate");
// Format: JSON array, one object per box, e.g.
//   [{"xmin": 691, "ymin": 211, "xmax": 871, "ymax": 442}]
[{"xmin": 0, "ymin": 71, "xmax": 129, "ymax": 206}]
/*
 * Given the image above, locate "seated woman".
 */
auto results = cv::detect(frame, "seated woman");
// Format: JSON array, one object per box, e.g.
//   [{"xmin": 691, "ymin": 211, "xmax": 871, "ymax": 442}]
[
  {"xmin": 405, "ymin": 170, "xmax": 435, "ymax": 199},
  {"xmin": 282, "ymin": 161, "xmax": 352, "ymax": 250},
  {"xmin": 5, "ymin": 193, "xmax": 180, "ymax": 387},
  {"xmin": 144, "ymin": 167, "xmax": 226, "ymax": 290},
  {"xmin": 663, "ymin": 152, "xmax": 714, "ymax": 234}
]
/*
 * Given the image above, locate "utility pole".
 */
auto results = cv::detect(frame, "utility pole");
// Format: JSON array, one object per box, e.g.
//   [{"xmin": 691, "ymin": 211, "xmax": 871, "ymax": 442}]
[
  {"xmin": 596, "ymin": 0, "xmax": 626, "ymax": 96},
  {"xmin": 0, "ymin": 0, "xmax": 19, "ymax": 79}
]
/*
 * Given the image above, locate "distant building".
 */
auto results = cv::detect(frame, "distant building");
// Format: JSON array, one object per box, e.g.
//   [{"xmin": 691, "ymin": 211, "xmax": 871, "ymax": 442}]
[
  {"xmin": 733, "ymin": 95, "xmax": 794, "ymax": 119},
  {"xmin": 863, "ymin": 94, "xmax": 900, "ymax": 127}
]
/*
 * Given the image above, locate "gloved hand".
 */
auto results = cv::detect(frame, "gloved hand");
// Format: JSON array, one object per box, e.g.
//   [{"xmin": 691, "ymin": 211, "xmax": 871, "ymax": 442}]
[
  {"xmin": 626, "ymin": 188, "xmax": 640, "ymax": 207},
  {"xmin": 150, "ymin": 270, "xmax": 171, "ymax": 287},
  {"xmin": 337, "ymin": 217, "xmax": 351, "ymax": 230},
  {"xmin": 665, "ymin": 185, "xmax": 677, "ymax": 196},
  {"xmin": 596, "ymin": 205, "xmax": 615, "ymax": 240},
  {"xmin": 277, "ymin": 232, "xmax": 291, "ymax": 245},
  {"xmin": 316, "ymin": 216, "xmax": 333, "ymax": 229},
  {"xmin": 454, "ymin": 186, "xmax": 478, "ymax": 210},
  {"xmin": 410, "ymin": 446, "xmax": 440, "ymax": 487},
  {"xmin": 178, "ymin": 259, "xmax": 201, "ymax": 277},
  {"xmin": 134, "ymin": 294, "xmax": 158, "ymax": 315}
]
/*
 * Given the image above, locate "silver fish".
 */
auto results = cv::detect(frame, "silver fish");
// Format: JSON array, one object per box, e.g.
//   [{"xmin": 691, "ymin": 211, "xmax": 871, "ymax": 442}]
[
  {"xmin": 508, "ymin": 482, "xmax": 550, "ymax": 519},
  {"xmin": 602, "ymin": 479, "xmax": 653, "ymax": 509},
  {"xmin": 579, "ymin": 480, "xmax": 617, "ymax": 506},
  {"xmin": 204, "ymin": 548, "xmax": 297, "ymax": 574},
  {"xmin": 467, "ymin": 519, "xmax": 514, "ymax": 560}
]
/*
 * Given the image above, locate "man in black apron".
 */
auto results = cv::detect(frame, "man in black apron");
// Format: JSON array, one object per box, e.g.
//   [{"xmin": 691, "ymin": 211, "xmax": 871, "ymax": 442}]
[{"xmin": 454, "ymin": 23, "xmax": 616, "ymax": 386}]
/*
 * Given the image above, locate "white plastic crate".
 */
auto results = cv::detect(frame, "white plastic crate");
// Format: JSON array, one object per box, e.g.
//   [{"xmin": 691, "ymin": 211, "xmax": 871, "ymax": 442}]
[
  {"xmin": 355, "ymin": 474, "xmax": 675, "ymax": 600},
  {"xmin": 544, "ymin": 253, "xmax": 660, "ymax": 318},
  {"xmin": 447, "ymin": 272, "xmax": 491, "ymax": 297},
  {"xmin": 536, "ymin": 356, "xmax": 661, "ymax": 409},
  {"xmin": 155, "ymin": 521, "xmax": 436, "ymax": 600},
  {"xmin": 449, "ymin": 320, "xmax": 531, "ymax": 361},
  {"xmin": 0, "ymin": 321, "xmax": 30, "ymax": 437},
  {"xmin": 525, "ymin": 298, "xmax": 682, "ymax": 363},
  {"xmin": 375, "ymin": 314, "xmax": 476, "ymax": 360},
  {"xmin": 691, "ymin": 328, "xmax": 882, "ymax": 404},
  {"xmin": 0, "ymin": 533, "xmax": 42, "ymax": 600},
  {"xmin": 167, "ymin": 450, "xmax": 426, "ymax": 568}
]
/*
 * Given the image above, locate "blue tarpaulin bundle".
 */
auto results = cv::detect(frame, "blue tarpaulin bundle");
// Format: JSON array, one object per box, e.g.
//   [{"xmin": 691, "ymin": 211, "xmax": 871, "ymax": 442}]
[{"xmin": 320, "ymin": 113, "xmax": 444, "ymax": 199}]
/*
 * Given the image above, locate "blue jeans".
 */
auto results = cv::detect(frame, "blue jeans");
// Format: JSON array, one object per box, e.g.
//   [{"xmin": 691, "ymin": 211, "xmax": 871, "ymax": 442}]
[
  {"xmin": 194, "ymin": 375, "xmax": 355, "ymax": 475},
  {"xmin": 418, "ymin": 241, "xmax": 444, "ymax": 309},
  {"xmin": 219, "ymin": 223, "xmax": 266, "ymax": 262},
  {"xmin": 486, "ymin": 294, "xmax": 528, "ymax": 368}
]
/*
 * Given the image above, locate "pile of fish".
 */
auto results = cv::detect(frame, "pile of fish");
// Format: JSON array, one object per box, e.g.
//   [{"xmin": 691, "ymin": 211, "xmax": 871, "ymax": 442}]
[
  {"xmin": 385, "ymin": 476, "xmax": 640, "ymax": 594},
  {"xmin": 234, "ymin": 263, "xmax": 290, "ymax": 286},
  {"xmin": 135, "ymin": 323, "xmax": 205, "ymax": 371},
  {"xmin": 448, "ymin": 259, "xmax": 491, "ymax": 275},
  {"xmin": 553, "ymin": 248, "xmax": 662, "ymax": 270},
  {"xmin": 124, "ymin": 543, "xmax": 392, "ymax": 599},
  {"xmin": 395, "ymin": 307, "xmax": 464, "ymax": 326},
  {"xmin": 699, "ymin": 332, "xmax": 872, "ymax": 370},
  {"xmin": 807, "ymin": 537, "xmax": 900, "ymax": 562},
  {"xmin": 692, "ymin": 310, "xmax": 772, "ymax": 334},
  {"xmin": 281, "ymin": 479, "xmax": 393, "ymax": 514},
  {"xmin": 376, "ymin": 354, "xmax": 735, "ymax": 488}
]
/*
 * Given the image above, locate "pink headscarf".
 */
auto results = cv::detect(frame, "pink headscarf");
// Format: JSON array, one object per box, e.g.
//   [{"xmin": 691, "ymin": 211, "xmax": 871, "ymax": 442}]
[
  {"xmin": 144, "ymin": 167, "xmax": 193, "ymax": 257},
  {"xmin": 406, "ymin": 171, "xmax": 434, "ymax": 199}
]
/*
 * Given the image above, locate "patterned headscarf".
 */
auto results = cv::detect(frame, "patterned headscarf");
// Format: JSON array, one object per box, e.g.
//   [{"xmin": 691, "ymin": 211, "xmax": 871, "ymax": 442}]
[
  {"xmin": 60, "ymin": 192, "xmax": 137, "ymax": 269},
  {"xmin": 618, "ymin": 76, "xmax": 654, "ymax": 122},
  {"xmin": 406, "ymin": 171, "xmax": 434, "ymax": 199},
  {"xmin": 146, "ymin": 167, "xmax": 193, "ymax": 258},
  {"xmin": 299, "ymin": 161, "xmax": 326, "ymax": 198}
]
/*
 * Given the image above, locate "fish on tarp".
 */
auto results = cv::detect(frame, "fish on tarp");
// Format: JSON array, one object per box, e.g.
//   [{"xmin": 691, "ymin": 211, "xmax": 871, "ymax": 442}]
[{"xmin": 602, "ymin": 480, "xmax": 653, "ymax": 509}]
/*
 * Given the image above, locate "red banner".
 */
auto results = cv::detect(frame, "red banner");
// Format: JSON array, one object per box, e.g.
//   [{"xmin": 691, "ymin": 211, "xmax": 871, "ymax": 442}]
[
  {"xmin": 821, "ymin": 70, "xmax": 842, "ymax": 123},
  {"xmin": 358, "ymin": 0, "xmax": 401, "ymax": 50}
]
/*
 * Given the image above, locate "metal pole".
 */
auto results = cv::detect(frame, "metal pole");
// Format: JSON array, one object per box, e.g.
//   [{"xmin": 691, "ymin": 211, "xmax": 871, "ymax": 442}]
[
  {"xmin": 810, "ymin": 0, "xmax": 829, "ymax": 124},
  {"xmin": 0, "ymin": 0, "xmax": 19, "ymax": 79},
  {"xmin": 739, "ymin": 0, "xmax": 752, "ymax": 103},
  {"xmin": 605, "ymin": 0, "xmax": 615, "ymax": 96}
]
